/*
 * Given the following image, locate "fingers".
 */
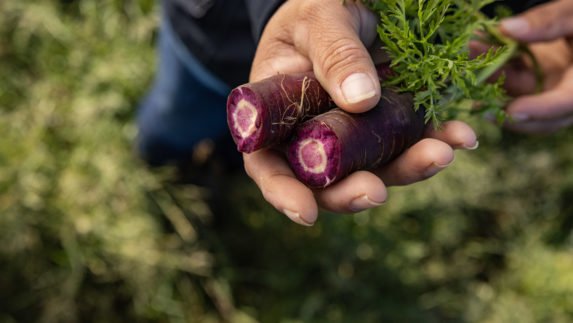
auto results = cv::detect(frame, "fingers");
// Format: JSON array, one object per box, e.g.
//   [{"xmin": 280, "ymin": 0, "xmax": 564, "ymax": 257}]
[
  {"xmin": 378, "ymin": 120, "xmax": 477, "ymax": 186},
  {"xmin": 315, "ymin": 171, "xmax": 386, "ymax": 214},
  {"xmin": 500, "ymin": 0, "xmax": 573, "ymax": 43},
  {"xmin": 424, "ymin": 120, "xmax": 479, "ymax": 150},
  {"xmin": 506, "ymin": 88, "xmax": 573, "ymax": 121},
  {"xmin": 243, "ymin": 151, "xmax": 385, "ymax": 221},
  {"xmin": 306, "ymin": 121, "xmax": 476, "ymax": 214},
  {"xmin": 298, "ymin": 0, "xmax": 380, "ymax": 113},
  {"xmin": 501, "ymin": 69, "xmax": 573, "ymax": 134},
  {"xmin": 251, "ymin": 0, "xmax": 380, "ymax": 113},
  {"xmin": 243, "ymin": 149, "xmax": 387, "ymax": 219},
  {"xmin": 502, "ymin": 114, "xmax": 573, "ymax": 135},
  {"xmin": 505, "ymin": 67, "xmax": 573, "ymax": 118},
  {"xmin": 298, "ymin": 1, "xmax": 380, "ymax": 113},
  {"xmin": 243, "ymin": 149, "xmax": 318, "ymax": 226},
  {"xmin": 376, "ymin": 138, "xmax": 455, "ymax": 187},
  {"xmin": 244, "ymin": 120, "xmax": 477, "ymax": 219}
]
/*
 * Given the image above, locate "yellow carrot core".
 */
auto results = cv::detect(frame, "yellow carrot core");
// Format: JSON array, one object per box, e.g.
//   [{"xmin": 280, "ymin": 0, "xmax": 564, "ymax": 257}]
[
  {"xmin": 233, "ymin": 99, "xmax": 258, "ymax": 138},
  {"xmin": 297, "ymin": 138, "xmax": 327, "ymax": 174}
]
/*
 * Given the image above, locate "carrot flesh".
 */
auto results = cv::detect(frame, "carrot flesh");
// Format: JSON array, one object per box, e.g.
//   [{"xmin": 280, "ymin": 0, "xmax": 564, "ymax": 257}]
[{"xmin": 227, "ymin": 72, "xmax": 334, "ymax": 153}]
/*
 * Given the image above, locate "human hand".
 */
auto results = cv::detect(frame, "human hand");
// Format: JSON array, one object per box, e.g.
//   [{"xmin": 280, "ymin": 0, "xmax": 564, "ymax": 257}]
[
  {"xmin": 496, "ymin": 0, "xmax": 573, "ymax": 134},
  {"xmin": 244, "ymin": 0, "xmax": 478, "ymax": 226}
]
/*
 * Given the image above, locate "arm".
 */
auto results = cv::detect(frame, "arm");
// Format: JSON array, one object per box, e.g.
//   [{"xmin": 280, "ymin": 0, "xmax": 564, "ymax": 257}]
[{"xmin": 243, "ymin": 0, "xmax": 478, "ymax": 225}]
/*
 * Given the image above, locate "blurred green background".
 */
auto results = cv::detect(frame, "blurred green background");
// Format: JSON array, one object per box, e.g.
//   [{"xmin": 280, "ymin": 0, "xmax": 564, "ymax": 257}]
[{"xmin": 1, "ymin": 0, "xmax": 573, "ymax": 322}]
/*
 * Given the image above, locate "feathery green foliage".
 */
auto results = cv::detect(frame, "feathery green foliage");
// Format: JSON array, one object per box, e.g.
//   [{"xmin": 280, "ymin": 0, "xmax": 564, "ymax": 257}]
[{"xmin": 350, "ymin": 0, "xmax": 516, "ymax": 127}]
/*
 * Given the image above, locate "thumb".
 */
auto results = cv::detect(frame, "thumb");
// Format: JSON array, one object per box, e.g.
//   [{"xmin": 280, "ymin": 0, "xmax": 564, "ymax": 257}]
[
  {"xmin": 292, "ymin": 1, "xmax": 380, "ymax": 113},
  {"xmin": 500, "ymin": 0, "xmax": 573, "ymax": 43}
]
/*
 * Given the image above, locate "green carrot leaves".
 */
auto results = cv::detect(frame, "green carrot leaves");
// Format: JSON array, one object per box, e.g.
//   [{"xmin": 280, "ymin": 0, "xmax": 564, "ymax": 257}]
[{"xmin": 347, "ymin": 0, "xmax": 517, "ymax": 127}]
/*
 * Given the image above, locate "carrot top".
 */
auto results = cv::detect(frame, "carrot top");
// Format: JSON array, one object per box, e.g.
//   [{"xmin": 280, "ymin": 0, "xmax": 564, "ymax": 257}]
[{"xmin": 346, "ymin": 0, "xmax": 530, "ymax": 127}]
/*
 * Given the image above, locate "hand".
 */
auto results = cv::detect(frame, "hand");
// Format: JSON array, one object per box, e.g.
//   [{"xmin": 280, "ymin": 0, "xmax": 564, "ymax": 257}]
[
  {"xmin": 244, "ymin": 0, "xmax": 478, "ymax": 226},
  {"xmin": 496, "ymin": 0, "xmax": 573, "ymax": 134}
]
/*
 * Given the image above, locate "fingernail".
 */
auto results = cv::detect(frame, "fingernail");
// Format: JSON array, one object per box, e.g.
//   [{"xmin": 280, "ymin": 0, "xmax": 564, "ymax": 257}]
[
  {"xmin": 283, "ymin": 209, "xmax": 314, "ymax": 227},
  {"xmin": 341, "ymin": 73, "xmax": 377, "ymax": 104},
  {"xmin": 500, "ymin": 17, "xmax": 529, "ymax": 37},
  {"xmin": 463, "ymin": 141, "xmax": 479, "ymax": 150},
  {"xmin": 511, "ymin": 113, "xmax": 529, "ymax": 121},
  {"xmin": 349, "ymin": 195, "xmax": 385, "ymax": 213},
  {"xmin": 424, "ymin": 157, "xmax": 455, "ymax": 178}
]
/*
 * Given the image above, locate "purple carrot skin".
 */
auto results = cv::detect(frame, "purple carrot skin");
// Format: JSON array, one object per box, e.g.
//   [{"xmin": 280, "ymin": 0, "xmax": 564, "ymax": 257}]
[
  {"xmin": 227, "ymin": 72, "xmax": 334, "ymax": 153},
  {"xmin": 376, "ymin": 62, "xmax": 394, "ymax": 81},
  {"xmin": 227, "ymin": 63, "xmax": 393, "ymax": 153},
  {"xmin": 287, "ymin": 89, "xmax": 425, "ymax": 188}
]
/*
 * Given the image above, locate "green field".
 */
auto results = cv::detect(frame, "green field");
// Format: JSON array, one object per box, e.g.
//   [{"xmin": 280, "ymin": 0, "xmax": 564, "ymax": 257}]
[{"xmin": 1, "ymin": 1, "xmax": 573, "ymax": 322}]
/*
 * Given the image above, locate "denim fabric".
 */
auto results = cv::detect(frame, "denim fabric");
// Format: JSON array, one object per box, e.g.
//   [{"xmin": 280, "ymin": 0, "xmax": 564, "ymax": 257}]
[{"xmin": 136, "ymin": 15, "xmax": 232, "ymax": 166}]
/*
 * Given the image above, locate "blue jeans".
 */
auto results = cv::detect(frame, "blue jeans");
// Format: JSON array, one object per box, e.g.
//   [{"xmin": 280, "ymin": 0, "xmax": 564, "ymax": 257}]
[{"xmin": 136, "ymin": 15, "xmax": 234, "ymax": 166}]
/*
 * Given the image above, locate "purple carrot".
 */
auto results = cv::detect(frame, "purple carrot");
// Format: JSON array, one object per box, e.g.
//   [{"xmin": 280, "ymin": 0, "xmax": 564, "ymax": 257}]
[
  {"xmin": 227, "ymin": 73, "xmax": 334, "ymax": 153},
  {"xmin": 286, "ymin": 89, "xmax": 425, "ymax": 188},
  {"xmin": 226, "ymin": 63, "xmax": 394, "ymax": 153}
]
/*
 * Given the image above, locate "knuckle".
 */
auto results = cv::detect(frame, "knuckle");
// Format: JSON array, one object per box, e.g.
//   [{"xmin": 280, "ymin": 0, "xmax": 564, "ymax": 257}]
[
  {"xmin": 296, "ymin": 0, "xmax": 328, "ymax": 22},
  {"xmin": 318, "ymin": 37, "xmax": 369, "ymax": 79},
  {"xmin": 292, "ymin": 0, "xmax": 331, "ymax": 35}
]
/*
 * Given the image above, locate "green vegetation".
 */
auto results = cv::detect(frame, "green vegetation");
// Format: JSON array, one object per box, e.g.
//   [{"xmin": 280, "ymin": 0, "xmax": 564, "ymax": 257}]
[
  {"xmin": 355, "ymin": 0, "xmax": 517, "ymax": 126},
  {"xmin": 1, "ymin": 0, "xmax": 573, "ymax": 322}
]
